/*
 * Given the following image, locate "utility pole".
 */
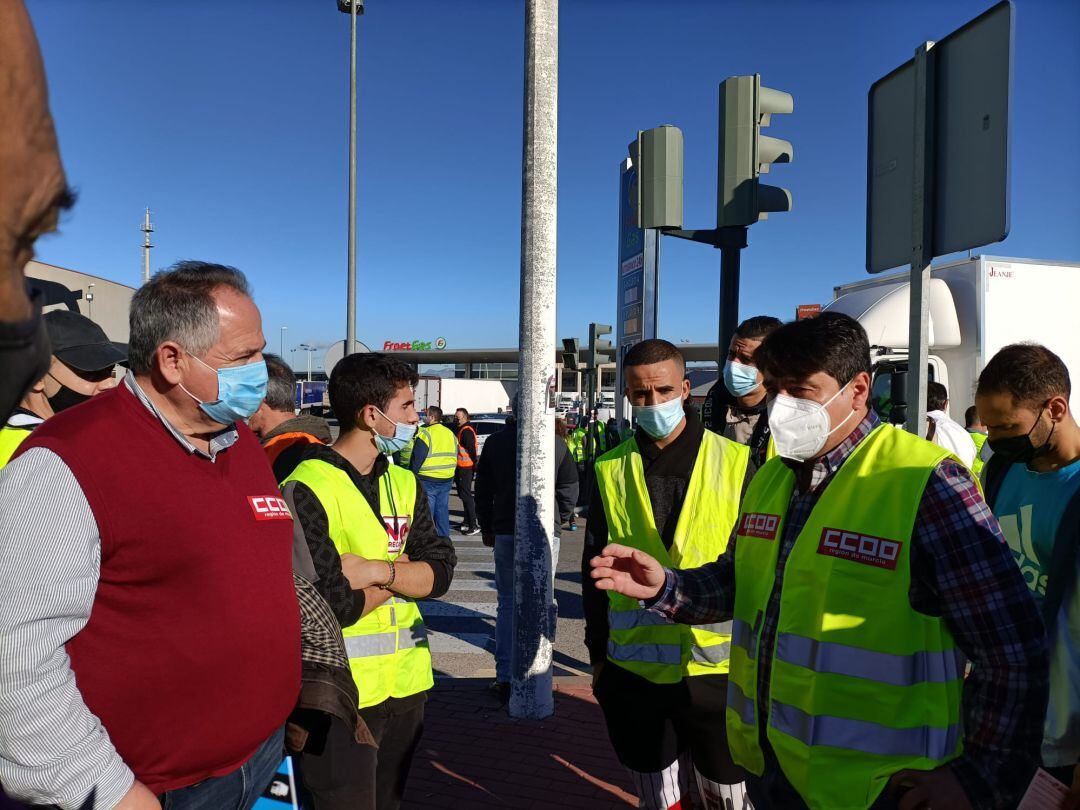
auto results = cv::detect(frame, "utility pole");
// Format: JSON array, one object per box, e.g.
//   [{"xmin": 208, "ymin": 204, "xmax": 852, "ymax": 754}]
[
  {"xmin": 140, "ymin": 208, "xmax": 154, "ymax": 285},
  {"xmin": 340, "ymin": 0, "xmax": 364, "ymax": 356},
  {"xmin": 511, "ymin": 0, "xmax": 558, "ymax": 721}
]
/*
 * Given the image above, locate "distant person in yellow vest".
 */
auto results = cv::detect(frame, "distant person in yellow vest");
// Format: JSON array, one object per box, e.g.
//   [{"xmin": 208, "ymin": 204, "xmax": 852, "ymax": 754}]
[
  {"xmin": 582, "ymin": 338, "xmax": 752, "ymax": 810},
  {"xmin": 283, "ymin": 352, "xmax": 457, "ymax": 810},
  {"xmin": 591, "ymin": 313, "xmax": 1049, "ymax": 810},
  {"xmin": 966, "ymin": 404, "xmax": 989, "ymax": 476},
  {"xmin": 1, "ymin": 310, "xmax": 126, "ymax": 467},
  {"xmin": 409, "ymin": 405, "xmax": 458, "ymax": 538}
]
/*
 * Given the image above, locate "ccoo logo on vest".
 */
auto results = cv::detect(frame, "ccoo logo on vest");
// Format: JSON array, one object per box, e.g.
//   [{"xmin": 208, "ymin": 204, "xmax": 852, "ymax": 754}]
[
  {"xmin": 248, "ymin": 496, "xmax": 292, "ymax": 521},
  {"xmin": 740, "ymin": 512, "xmax": 780, "ymax": 540},
  {"xmin": 817, "ymin": 528, "xmax": 901, "ymax": 571}
]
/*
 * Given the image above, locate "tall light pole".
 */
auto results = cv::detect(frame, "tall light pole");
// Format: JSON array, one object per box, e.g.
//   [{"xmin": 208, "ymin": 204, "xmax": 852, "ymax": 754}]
[
  {"xmin": 86, "ymin": 283, "xmax": 95, "ymax": 320},
  {"xmin": 298, "ymin": 343, "xmax": 317, "ymax": 382},
  {"xmin": 511, "ymin": 0, "xmax": 558, "ymax": 721},
  {"xmin": 338, "ymin": 0, "xmax": 364, "ymax": 356},
  {"xmin": 279, "ymin": 325, "xmax": 288, "ymax": 356},
  {"xmin": 140, "ymin": 208, "xmax": 154, "ymax": 285}
]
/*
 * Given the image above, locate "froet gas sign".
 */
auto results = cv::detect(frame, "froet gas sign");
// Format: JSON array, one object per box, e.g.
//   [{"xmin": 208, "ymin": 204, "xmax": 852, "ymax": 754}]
[{"xmin": 382, "ymin": 338, "xmax": 447, "ymax": 351}]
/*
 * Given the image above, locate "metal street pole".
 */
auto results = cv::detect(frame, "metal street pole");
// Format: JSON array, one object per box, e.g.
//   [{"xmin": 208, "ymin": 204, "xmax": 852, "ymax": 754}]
[
  {"xmin": 346, "ymin": 0, "xmax": 359, "ymax": 356},
  {"xmin": 280, "ymin": 325, "xmax": 287, "ymax": 357},
  {"xmin": 905, "ymin": 41, "xmax": 935, "ymax": 436},
  {"xmin": 511, "ymin": 0, "xmax": 558, "ymax": 721},
  {"xmin": 717, "ymin": 227, "xmax": 747, "ymax": 365}
]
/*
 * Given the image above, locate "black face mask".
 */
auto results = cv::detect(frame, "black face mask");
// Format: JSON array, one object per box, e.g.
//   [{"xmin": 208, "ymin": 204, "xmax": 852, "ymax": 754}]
[
  {"xmin": 987, "ymin": 407, "xmax": 1055, "ymax": 465},
  {"xmin": 47, "ymin": 385, "xmax": 92, "ymax": 414}
]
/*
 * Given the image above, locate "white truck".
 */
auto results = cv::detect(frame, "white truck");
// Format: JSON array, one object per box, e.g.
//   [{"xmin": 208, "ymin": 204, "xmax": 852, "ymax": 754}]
[
  {"xmin": 824, "ymin": 255, "xmax": 1080, "ymax": 424},
  {"xmin": 413, "ymin": 377, "xmax": 513, "ymax": 416}
]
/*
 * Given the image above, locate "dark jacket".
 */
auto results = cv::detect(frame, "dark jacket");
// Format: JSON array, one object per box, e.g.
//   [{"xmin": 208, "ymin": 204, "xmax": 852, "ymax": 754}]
[
  {"xmin": 262, "ymin": 413, "xmax": 334, "ymax": 483},
  {"xmin": 474, "ymin": 422, "xmax": 578, "ymax": 536}
]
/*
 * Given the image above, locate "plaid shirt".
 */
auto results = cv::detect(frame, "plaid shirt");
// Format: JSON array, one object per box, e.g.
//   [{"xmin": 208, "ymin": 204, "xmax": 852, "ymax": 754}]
[{"xmin": 649, "ymin": 411, "xmax": 1049, "ymax": 809}]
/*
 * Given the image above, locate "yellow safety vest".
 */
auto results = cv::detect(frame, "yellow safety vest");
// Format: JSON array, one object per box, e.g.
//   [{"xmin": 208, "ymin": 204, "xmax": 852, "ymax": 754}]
[
  {"xmin": 0, "ymin": 425, "xmax": 32, "ymax": 469},
  {"xmin": 969, "ymin": 431, "xmax": 988, "ymax": 477},
  {"xmin": 416, "ymin": 424, "xmax": 458, "ymax": 480},
  {"xmin": 727, "ymin": 425, "xmax": 963, "ymax": 809},
  {"xmin": 596, "ymin": 431, "xmax": 749, "ymax": 683},
  {"xmin": 284, "ymin": 458, "xmax": 433, "ymax": 709}
]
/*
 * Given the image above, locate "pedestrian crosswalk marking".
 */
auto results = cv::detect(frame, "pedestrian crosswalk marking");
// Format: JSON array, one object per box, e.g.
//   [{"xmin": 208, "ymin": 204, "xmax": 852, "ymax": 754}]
[
  {"xmin": 421, "ymin": 601, "xmax": 498, "ymax": 617},
  {"xmin": 428, "ymin": 630, "xmax": 494, "ymax": 654},
  {"xmin": 454, "ymin": 562, "xmax": 497, "ymax": 572},
  {"xmin": 446, "ymin": 580, "xmax": 498, "ymax": 592}
]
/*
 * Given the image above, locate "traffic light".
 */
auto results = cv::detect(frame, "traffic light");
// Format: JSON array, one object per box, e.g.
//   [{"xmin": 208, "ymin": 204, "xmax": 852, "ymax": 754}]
[
  {"xmin": 629, "ymin": 125, "xmax": 684, "ymax": 230},
  {"xmin": 717, "ymin": 74, "xmax": 793, "ymax": 228},
  {"xmin": 337, "ymin": 0, "xmax": 364, "ymax": 13},
  {"xmin": 561, "ymin": 337, "xmax": 580, "ymax": 371},
  {"xmin": 588, "ymin": 323, "xmax": 613, "ymax": 369}
]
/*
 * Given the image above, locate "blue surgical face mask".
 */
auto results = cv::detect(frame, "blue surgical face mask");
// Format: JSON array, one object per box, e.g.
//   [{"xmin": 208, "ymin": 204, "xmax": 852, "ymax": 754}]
[
  {"xmin": 723, "ymin": 359, "xmax": 761, "ymax": 398},
  {"xmin": 181, "ymin": 353, "xmax": 268, "ymax": 426},
  {"xmin": 373, "ymin": 407, "xmax": 418, "ymax": 454},
  {"xmin": 632, "ymin": 395, "xmax": 685, "ymax": 440}
]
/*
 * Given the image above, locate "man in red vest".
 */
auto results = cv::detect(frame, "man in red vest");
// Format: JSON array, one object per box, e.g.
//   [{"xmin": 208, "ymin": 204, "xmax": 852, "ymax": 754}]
[{"xmin": 0, "ymin": 262, "xmax": 300, "ymax": 810}]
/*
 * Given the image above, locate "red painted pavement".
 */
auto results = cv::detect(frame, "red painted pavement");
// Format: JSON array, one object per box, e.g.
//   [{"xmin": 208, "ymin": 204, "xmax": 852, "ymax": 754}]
[{"xmin": 403, "ymin": 677, "xmax": 636, "ymax": 809}]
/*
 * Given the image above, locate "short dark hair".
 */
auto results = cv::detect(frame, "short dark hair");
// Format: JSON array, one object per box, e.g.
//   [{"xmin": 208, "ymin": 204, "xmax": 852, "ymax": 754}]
[
  {"xmin": 330, "ymin": 353, "xmax": 418, "ymax": 433},
  {"xmin": 977, "ymin": 343, "xmax": 1071, "ymax": 407},
  {"xmin": 754, "ymin": 312, "xmax": 871, "ymax": 386},
  {"xmin": 427, "ymin": 405, "xmax": 443, "ymax": 421},
  {"xmin": 263, "ymin": 354, "xmax": 297, "ymax": 412},
  {"xmin": 735, "ymin": 315, "xmax": 782, "ymax": 341},
  {"xmin": 926, "ymin": 381, "xmax": 948, "ymax": 413},
  {"xmin": 456, "ymin": 407, "xmax": 470, "ymax": 420},
  {"xmin": 624, "ymin": 339, "xmax": 685, "ymax": 373},
  {"xmin": 965, "ymin": 405, "xmax": 980, "ymax": 428},
  {"xmin": 128, "ymin": 261, "xmax": 251, "ymax": 374}
]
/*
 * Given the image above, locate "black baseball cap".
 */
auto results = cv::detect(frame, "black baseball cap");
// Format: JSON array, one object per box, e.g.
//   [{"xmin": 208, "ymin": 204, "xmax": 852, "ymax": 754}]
[{"xmin": 44, "ymin": 310, "xmax": 128, "ymax": 373}]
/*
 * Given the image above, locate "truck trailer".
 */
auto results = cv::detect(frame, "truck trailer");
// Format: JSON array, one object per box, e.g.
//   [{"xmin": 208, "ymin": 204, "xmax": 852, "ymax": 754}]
[{"xmin": 825, "ymin": 255, "xmax": 1080, "ymax": 425}]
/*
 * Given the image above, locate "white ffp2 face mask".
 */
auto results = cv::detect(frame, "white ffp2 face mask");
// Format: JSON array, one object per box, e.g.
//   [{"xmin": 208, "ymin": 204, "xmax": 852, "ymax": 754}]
[{"xmin": 767, "ymin": 381, "xmax": 855, "ymax": 462}]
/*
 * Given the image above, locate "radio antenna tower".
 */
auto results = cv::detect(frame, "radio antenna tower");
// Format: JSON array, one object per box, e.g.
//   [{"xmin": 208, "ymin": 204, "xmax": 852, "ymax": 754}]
[{"xmin": 140, "ymin": 208, "xmax": 155, "ymax": 284}]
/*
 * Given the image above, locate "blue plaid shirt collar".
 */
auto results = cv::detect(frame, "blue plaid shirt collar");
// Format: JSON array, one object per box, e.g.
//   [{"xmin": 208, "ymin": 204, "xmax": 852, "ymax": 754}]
[{"xmin": 786, "ymin": 409, "xmax": 881, "ymax": 493}]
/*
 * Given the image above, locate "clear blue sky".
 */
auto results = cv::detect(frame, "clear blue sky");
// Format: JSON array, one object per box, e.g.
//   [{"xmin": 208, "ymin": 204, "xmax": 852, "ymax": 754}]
[{"xmin": 27, "ymin": 0, "xmax": 1080, "ymax": 368}]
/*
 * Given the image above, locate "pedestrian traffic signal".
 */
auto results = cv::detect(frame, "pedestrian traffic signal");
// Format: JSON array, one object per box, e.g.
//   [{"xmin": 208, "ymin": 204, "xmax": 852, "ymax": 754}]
[
  {"xmin": 336, "ymin": 0, "xmax": 364, "ymax": 13},
  {"xmin": 588, "ymin": 323, "xmax": 613, "ymax": 369},
  {"xmin": 629, "ymin": 125, "xmax": 684, "ymax": 230},
  {"xmin": 562, "ymin": 338, "xmax": 580, "ymax": 371},
  {"xmin": 717, "ymin": 74, "xmax": 793, "ymax": 228}
]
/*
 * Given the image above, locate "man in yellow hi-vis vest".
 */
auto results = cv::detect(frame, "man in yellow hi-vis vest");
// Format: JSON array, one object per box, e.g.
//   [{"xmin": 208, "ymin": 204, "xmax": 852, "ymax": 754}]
[
  {"xmin": 591, "ymin": 314, "xmax": 1049, "ymax": 810},
  {"xmin": 583, "ymin": 338, "xmax": 751, "ymax": 810},
  {"xmin": 408, "ymin": 405, "xmax": 458, "ymax": 538},
  {"xmin": 283, "ymin": 353, "xmax": 457, "ymax": 810}
]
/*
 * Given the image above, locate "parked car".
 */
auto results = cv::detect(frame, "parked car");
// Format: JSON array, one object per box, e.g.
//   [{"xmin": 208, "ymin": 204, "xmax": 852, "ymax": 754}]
[{"xmin": 469, "ymin": 413, "xmax": 509, "ymax": 456}]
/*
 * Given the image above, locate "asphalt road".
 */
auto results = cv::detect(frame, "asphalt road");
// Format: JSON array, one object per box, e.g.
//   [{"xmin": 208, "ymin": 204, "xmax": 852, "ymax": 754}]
[{"xmin": 423, "ymin": 491, "xmax": 593, "ymax": 680}]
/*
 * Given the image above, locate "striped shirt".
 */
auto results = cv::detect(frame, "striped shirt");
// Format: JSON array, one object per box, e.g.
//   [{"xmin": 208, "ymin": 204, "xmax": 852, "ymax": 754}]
[
  {"xmin": 0, "ymin": 374, "xmax": 238, "ymax": 809},
  {"xmin": 648, "ymin": 412, "xmax": 1049, "ymax": 809}
]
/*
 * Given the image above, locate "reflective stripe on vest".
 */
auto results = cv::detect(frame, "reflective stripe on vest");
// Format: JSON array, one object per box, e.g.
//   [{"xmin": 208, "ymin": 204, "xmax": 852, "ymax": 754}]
[
  {"xmin": 456, "ymin": 424, "xmax": 477, "ymax": 467},
  {"xmin": 417, "ymin": 424, "xmax": 458, "ymax": 479},
  {"xmin": 727, "ymin": 425, "xmax": 963, "ymax": 809},
  {"xmin": 596, "ymin": 431, "xmax": 749, "ymax": 683},
  {"xmin": 283, "ymin": 458, "xmax": 433, "ymax": 708}
]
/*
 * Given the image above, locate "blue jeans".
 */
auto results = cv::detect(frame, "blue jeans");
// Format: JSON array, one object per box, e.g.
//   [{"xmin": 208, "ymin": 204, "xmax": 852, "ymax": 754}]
[
  {"xmin": 420, "ymin": 477, "xmax": 452, "ymax": 538},
  {"xmin": 161, "ymin": 726, "xmax": 285, "ymax": 810},
  {"xmin": 494, "ymin": 532, "xmax": 560, "ymax": 683}
]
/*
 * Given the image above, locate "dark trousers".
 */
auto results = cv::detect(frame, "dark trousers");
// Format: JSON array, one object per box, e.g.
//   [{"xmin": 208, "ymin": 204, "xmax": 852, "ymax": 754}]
[
  {"xmin": 455, "ymin": 466, "xmax": 477, "ymax": 530},
  {"xmin": 294, "ymin": 698, "xmax": 425, "ymax": 810}
]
